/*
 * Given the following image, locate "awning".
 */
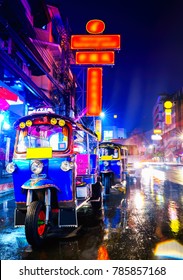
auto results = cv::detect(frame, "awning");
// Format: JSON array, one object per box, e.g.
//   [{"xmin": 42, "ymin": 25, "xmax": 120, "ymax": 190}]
[
  {"xmin": 0, "ymin": 87, "xmax": 18, "ymax": 102},
  {"xmin": 0, "ymin": 81, "xmax": 23, "ymax": 110}
]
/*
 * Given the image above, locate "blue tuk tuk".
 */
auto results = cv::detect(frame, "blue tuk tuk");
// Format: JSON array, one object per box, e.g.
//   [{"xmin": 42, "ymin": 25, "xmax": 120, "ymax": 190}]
[{"xmin": 6, "ymin": 107, "xmax": 101, "ymax": 247}]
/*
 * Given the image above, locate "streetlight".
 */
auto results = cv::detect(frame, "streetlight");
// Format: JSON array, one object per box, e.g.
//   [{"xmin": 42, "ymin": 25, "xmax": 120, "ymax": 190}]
[{"xmin": 100, "ymin": 111, "xmax": 105, "ymax": 118}]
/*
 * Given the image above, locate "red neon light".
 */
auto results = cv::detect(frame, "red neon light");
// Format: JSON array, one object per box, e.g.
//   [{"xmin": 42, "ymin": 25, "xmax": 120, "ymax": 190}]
[
  {"xmin": 86, "ymin": 19, "xmax": 105, "ymax": 34},
  {"xmin": 0, "ymin": 87, "xmax": 18, "ymax": 101},
  {"xmin": 71, "ymin": 35, "xmax": 120, "ymax": 50},
  {"xmin": 76, "ymin": 51, "xmax": 114, "ymax": 65},
  {"xmin": 86, "ymin": 68, "xmax": 102, "ymax": 116}
]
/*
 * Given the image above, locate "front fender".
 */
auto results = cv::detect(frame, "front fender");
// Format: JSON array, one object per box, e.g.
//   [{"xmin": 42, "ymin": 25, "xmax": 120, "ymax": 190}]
[{"xmin": 21, "ymin": 177, "xmax": 60, "ymax": 191}]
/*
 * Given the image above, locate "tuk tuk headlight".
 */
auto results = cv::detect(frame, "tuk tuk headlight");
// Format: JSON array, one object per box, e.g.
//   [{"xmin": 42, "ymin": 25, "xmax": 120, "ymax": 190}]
[
  {"xmin": 31, "ymin": 160, "xmax": 43, "ymax": 174},
  {"xmin": 61, "ymin": 161, "xmax": 74, "ymax": 171},
  {"xmin": 6, "ymin": 162, "xmax": 17, "ymax": 174},
  {"xmin": 104, "ymin": 161, "xmax": 109, "ymax": 166},
  {"xmin": 117, "ymin": 161, "xmax": 122, "ymax": 166}
]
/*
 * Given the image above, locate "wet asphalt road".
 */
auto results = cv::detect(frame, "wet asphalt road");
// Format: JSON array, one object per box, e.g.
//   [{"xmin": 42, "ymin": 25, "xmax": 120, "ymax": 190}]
[{"xmin": 1, "ymin": 164, "xmax": 183, "ymax": 260}]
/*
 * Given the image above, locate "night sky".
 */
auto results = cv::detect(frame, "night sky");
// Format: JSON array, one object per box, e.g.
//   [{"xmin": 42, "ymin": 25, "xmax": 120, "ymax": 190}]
[{"xmin": 55, "ymin": 0, "xmax": 183, "ymax": 133}]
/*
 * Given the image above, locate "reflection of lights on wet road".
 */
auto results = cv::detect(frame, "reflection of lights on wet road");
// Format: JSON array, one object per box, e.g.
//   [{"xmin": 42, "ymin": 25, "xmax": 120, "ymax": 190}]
[
  {"xmin": 141, "ymin": 167, "xmax": 166, "ymax": 185},
  {"xmin": 103, "ymin": 229, "xmax": 109, "ymax": 241},
  {"xmin": 141, "ymin": 167, "xmax": 167, "ymax": 205},
  {"xmin": 141, "ymin": 166, "xmax": 153, "ymax": 177},
  {"xmin": 153, "ymin": 169, "xmax": 166, "ymax": 181},
  {"xmin": 97, "ymin": 245, "xmax": 110, "ymax": 260},
  {"xmin": 168, "ymin": 201, "xmax": 180, "ymax": 234},
  {"xmin": 141, "ymin": 167, "xmax": 153, "ymax": 185},
  {"xmin": 155, "ymin": 194, "xmax": 164, "ymax": 206},
  {"xmin": 133, "ymin": 191, "xmax": 144, "ymax": 210}
]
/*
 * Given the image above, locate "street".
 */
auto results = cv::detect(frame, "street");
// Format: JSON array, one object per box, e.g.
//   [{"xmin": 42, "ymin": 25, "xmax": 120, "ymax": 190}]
[{"xmin": 0, "ymin": 164, "xmax": 183, "ymax": 260}]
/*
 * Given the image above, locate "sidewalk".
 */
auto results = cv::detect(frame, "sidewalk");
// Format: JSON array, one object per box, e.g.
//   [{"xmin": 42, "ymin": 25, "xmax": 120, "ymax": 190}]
[{"xmin": 0, "ymin": 175, "xmax": 13, "ymax": 195}]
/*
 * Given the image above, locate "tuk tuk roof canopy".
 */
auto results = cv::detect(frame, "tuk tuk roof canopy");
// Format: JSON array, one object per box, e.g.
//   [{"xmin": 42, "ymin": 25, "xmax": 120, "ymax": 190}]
[{"xmin": 14, "ymin": 112, "xmax": 98, "ymax": 139}]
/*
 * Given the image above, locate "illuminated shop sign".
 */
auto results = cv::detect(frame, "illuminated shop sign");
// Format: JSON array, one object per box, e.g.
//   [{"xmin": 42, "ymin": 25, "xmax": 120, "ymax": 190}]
[
  {"xmin": 72, "ymin": 19, "xmax": 121, "ymax": 117},
  {"xmin": 76, "ymin": 51, "xmax": 114, "ymax": 65},
  {"xmin": 164, "ymin": 101, "xmax": 173, "ymax": 125},
  {"xmin": 71, "ymin": 34, "xmax": 120, "ymax": 50}
]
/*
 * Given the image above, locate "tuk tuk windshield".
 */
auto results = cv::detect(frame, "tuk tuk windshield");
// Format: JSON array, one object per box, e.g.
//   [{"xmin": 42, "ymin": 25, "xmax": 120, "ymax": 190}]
[
  {"xmin": 16, "ymin": 124, "xmax": 69, "ymax": 153},
  {"xmin": 99, "ymin": 146, "xmax": 119, "ymax": 159}
]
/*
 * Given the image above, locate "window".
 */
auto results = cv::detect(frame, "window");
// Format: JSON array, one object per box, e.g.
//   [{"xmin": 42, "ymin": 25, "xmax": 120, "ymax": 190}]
[{"xmin": 16, "ymin": 124, "xmax": 69, "ymax": 153}]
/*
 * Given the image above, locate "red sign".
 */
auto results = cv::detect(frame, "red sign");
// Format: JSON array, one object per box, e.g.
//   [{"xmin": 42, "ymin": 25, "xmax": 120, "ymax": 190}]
[
  {"xmin": 76, "ymin": 51, "xmax": 114, "ymax": 65},
  {"xmin": 86, "ymin": 19, "xmax": 105, "ymax": 34},
  {"xmin": 71, "ymin": 35, "xmax": 121, "ymax": 50}
]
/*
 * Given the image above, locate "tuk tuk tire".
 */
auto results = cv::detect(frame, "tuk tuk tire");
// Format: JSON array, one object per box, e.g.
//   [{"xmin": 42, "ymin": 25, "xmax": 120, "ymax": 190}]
[
  {"xmin": 91, "ymin": 182, "xmax": 102, "ymax": 210},
  {"xmin": 25, "ymin": 201, "xmax": 47, "ymax": 248},
  {"xmin": 104, "ymin": 175, "xmax": 111, "ymax": 194}
]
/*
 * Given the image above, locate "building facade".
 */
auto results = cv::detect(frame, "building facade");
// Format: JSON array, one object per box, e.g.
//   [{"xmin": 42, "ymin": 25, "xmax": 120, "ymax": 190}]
[
  {"xmin": 0, "ymin": 0, "xmax": 75, "ymax": 175},
  {"xmin": 153, "ymin": 88, "xmax": 183, "ymax": 162}
]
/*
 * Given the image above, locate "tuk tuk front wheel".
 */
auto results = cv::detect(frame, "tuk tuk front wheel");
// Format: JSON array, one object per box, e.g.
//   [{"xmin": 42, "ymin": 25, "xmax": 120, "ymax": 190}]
[{"xmin": 25, "ymin": 201, "xmax": 47, "ymax": 247}]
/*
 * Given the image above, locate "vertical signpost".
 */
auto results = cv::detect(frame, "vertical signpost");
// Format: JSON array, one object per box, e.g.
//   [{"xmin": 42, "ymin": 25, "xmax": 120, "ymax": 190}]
[{"xmin": 71, "ymin": 19, "xmax": 121, "ymax": 119}]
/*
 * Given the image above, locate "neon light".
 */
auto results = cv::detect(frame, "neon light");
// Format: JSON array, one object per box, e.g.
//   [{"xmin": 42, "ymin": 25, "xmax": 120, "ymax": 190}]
[
  {"xmin": 19, "ymin": 122, "xmax": 25, "ymax": 129},
  {"xmin": 58, "ymin": 119, "xmax": 65, "ymax": 126},
  {"xmin": 86, "ymin": 19, "xmax": 105, "ymax": 34},
  {"xmin": 151, "ymin": 134, "xmax": 162, "ymax": 140},
  {"xmin": 50, "ymin": 118, "xmax": 57, "ymax": 125},
  {"xmin": 95, "ymin": 119, "xmax": 102, "ymax": 141},
  {"xmin": 71, "ymin": 35, "xmax": 121, "ymax": 49},
  {"xmin": 26, "ymin": 120, "xmax": 32, "ymax": 127},
  {"xmin": 153, "ymin": 129, "xmax": 162, "ymax": 134},
  {"xmin": 165, "ymin": 109, "xmax": 172, "ymax": 124},
  {"xmin": 76, "ymin": 51, "xmax": 114, "ymax": 65},
  {"xmin": 164, "ymin": 101, "xmax": 173, "ymax": 109},
  {"xmin": 86, "ymin": 68, "xmax": 102, "ymax": 116}
]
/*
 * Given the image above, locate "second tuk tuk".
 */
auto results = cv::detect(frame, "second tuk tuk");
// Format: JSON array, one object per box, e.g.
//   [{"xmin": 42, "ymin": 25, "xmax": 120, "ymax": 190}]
[
  {"xmin": 6, "ymin": 107, "xmax": 102, "ymax": 247},
  {"xmin": 98, "ymin": 141, "xmax": 128, "ymax": 194}
]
